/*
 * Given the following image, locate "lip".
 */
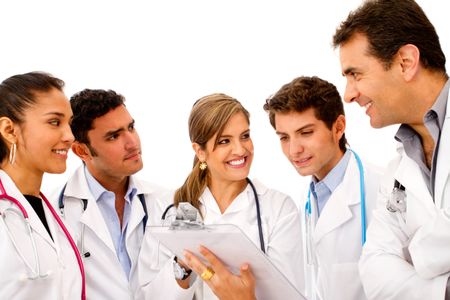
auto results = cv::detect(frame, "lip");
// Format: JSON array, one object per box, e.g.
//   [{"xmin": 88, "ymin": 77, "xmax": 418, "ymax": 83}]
[
  {"xmin": 124, "ymin": 151, "xmax": 141, "ymax": 160},
  {"xmin": 226, "ymin": 156, "xmax": 247, "ymax": 169},
  {"xmin": 292, "ymin": 156, "xmax": 312, "ymax": 168},
  {"xmin": 52, "ymin": 149, "xmax": 69, "ymax": 159}
]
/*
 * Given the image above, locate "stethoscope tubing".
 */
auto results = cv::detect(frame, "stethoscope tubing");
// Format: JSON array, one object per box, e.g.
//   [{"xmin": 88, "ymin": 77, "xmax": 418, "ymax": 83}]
[{"xmin": 0, "ymin": 178, "xmax": 86, "ymax": 300}]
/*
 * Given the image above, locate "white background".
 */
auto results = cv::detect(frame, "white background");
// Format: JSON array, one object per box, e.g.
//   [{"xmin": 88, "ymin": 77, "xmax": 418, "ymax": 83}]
[{"xmin": 1, "ymin": 0, "xmax": 449, "ymax": 205}]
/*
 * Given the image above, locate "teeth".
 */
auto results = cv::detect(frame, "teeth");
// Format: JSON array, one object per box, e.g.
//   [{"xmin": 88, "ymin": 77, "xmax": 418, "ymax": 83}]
[
  {"xmin": 229, "ymin": 158, "xmax": 245, "ymax": 166},
  {"xmin": 54, "ymin": 150, "xmax": 67, "ymax": 155},
  {"xmin": 364, "ymin": 102, "xmax": 372, "ymax": 109}
]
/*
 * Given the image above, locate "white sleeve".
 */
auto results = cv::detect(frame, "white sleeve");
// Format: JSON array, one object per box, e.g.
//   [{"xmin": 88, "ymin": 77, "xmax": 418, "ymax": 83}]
[
  {"xmin": 265, "ymin": 194, "xmax": 305, "ymax": 295},
  {"xmin": 359, "ymin": 185, "xmax": 447, "ymax": 300},
  {"xmin": 409, "ymin": 209, "xmax": 450, "ymax": 279},
  {"xmin": 135, "ymin": 233, "xmax": 198, "ymax": 300}
]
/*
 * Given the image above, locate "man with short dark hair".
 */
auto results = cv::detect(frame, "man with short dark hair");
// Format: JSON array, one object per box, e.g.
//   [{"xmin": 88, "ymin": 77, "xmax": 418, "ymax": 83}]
[{"xmin": 333, "ymin": 0, "xmax": 450, "ymax": 298}]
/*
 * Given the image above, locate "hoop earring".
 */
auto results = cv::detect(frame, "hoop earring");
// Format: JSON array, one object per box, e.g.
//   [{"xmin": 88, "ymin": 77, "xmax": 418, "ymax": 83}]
[
  {"xmin": 9, "ymin": 143, "xmax": 16, "ymax": 165},
  {"xmin": 199, "ymin": 162, "xmax": 207, "ymax": 171}
]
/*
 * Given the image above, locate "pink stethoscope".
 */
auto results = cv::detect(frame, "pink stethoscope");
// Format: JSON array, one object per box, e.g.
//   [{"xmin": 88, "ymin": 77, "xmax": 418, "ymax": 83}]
[{"xmin": 0, "ymin": 178, "xmax": 86, "ymax": 300}]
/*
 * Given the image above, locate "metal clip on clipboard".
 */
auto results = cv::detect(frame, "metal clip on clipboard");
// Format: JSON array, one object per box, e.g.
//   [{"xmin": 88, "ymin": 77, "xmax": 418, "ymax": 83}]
[{"xmin": 169, "ymin": 202, "xmax": 205, "ymax": 230}]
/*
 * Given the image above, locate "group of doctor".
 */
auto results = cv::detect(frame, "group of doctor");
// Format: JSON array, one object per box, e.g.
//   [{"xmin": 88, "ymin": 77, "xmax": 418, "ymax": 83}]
[{"xmin": 1, "ymin": 0, "xmax": 450, "ymax": 299}]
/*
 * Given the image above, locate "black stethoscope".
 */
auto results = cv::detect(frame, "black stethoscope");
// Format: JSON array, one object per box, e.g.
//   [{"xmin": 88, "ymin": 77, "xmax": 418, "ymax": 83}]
[
  {"xmin": 58, "ymin": 184, "xmax": 148, "ymax": 258},
  {"xmin": 161, "ymin": 178, "xmax": 266, "ymax": 253}
]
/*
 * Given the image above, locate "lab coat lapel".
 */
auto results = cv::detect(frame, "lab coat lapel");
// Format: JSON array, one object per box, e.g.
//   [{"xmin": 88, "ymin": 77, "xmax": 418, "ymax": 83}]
[
  {"xmin": 394, "ymin": 150, "xmax": 433, "ymax": 207},
  {"xmin": 65, "ymin": 167, "xmax": 116, "ymax": 253},
  {"xmin": 313, "ymin": 154, "xmax": 359, "ymax": 245},
  {"xmin": 127, "ymin": 194, "xmax": 145, "ymax": 237},
  {"xmin": 434, "ymin": 96, "xmax": 450, "ymax": 208}
]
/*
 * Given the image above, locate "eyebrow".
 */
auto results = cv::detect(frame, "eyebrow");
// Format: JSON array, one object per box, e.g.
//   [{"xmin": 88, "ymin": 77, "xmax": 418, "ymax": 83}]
[
  {"xmin": 103, "ymin": 120, "xmax": 135, "ymax": 139},
  {"xmin": 44, "ymin": 112, "xmax": 67, "ymax": 117},
  {"xmin": 220, "ymin": 128, "xmax": 250, "ymax": 138},
  {"xmin": 342, "ymin": 67, "xmax": 357, "ymax": 76},
  {"xmin": 275, "ymin": 124, "xmax": 314, "ymax": 135}
]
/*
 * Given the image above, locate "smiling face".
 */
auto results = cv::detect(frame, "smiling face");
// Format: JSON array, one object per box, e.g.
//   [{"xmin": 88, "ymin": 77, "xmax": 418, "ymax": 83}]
[
  {"xmin": 15, "ymin": 88, "xmax": 74, "ymax": 175},
  {"xmin": 339, "ymin": 33, "xmax": 408, "ymax": 128},
  {"xmin": 275, "ymin": 109, "xmax": 345, "ymax": 181},
  {"xmin": 79, "ymin": 105, "xmax": 143, "ymax": 183},
  {"xmin": 196, "ymin": 112, "xmax": 253, "ymax": 186}
]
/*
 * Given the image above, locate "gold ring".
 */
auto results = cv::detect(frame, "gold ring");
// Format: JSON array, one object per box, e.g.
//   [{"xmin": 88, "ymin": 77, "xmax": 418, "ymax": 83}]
[{"xmin": 200, "ymin": 267, "xmax": 215, "ymax": 281}]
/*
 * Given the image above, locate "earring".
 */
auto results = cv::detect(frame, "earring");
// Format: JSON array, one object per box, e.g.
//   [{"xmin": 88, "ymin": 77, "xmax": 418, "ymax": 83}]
[
  {"xmin": 199, "ymin": 162, "xmax": 207, "ymax": 171},
  {"xmin": 9, "ymin": 143, "xmax": 16, "ymax": 165}
]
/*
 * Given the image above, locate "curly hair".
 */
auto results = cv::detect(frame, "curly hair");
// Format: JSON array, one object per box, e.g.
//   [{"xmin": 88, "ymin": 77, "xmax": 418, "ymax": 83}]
[{"xmin": 70, "ymin": 89, "xmax": 126, "ymax": 144}]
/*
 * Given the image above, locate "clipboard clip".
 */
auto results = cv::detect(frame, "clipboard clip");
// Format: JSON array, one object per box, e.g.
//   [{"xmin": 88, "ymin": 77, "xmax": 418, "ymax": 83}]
[{"xmin": 169, "ymin": 202, "xmax": 204, "ymax": 230}]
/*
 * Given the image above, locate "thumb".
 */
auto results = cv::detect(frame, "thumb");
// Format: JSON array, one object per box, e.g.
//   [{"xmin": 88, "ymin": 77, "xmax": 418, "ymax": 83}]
[{"xmin": 240, "ymin": 263, "xmax": 255, "ymax": 287}]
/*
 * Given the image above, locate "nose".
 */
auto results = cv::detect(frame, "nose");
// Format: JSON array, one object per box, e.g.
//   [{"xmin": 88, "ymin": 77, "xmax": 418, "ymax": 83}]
[
  {"xmin": 231, "ymin": 139, "xmax": 247, "ymax": 156},
  {"xmin": 343, "ymin": 79, "xmax": 359, "ymax": 103},
  {"xmin": 63, "ymin": 124, "xmax": 75, "ymax": 144},
  {"xmin": 289, "ymin": 137, "xmax": 304, "ymax": 157},
  {"xmin": 124, "ymin": 131, "xmax": 140, "ymax": 150}
]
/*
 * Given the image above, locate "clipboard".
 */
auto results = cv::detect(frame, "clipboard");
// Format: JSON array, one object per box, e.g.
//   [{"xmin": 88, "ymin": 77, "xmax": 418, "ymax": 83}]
[{"xmin": 149, "ymin": 223, "xmax": 306, "ymax": 300}]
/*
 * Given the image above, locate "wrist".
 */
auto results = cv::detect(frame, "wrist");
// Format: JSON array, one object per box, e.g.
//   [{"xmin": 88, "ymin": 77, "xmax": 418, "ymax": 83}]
[{"xmin": 173, "ymin": 256, "xmax": 192, "ymax": 280}]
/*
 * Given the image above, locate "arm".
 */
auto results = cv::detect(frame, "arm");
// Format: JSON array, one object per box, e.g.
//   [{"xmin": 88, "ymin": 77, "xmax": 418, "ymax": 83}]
[
  {"xmin": 409, "ymin": 209, "xmax": 450, "ymax": 279},
  {"xmin": 359, "ymin": 185, "xmax": 448, "ymax": 300},
  {"xmin": 184, "ymin": 246, "xmax": 256, "ymax": 300}
]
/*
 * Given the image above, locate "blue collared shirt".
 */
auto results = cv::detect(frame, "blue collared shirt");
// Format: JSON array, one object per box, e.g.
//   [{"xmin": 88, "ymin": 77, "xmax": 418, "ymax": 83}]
[
  {"xmin": 310, "ymin": 149, "xmax": 351, "ymax": 216},
  {"xmin": 84, "ymin": 166, "xmax": 137, "ymax": 279}
]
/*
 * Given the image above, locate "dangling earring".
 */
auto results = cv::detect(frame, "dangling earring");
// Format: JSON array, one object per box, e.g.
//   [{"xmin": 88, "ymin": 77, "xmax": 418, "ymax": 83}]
[
  {"xmin": 199, "ymin": 162, "xmax": 207, "ymax": 171},
  {"xmin": 9, "ymin": 143, "xmax": 16, "ymax": 165}
]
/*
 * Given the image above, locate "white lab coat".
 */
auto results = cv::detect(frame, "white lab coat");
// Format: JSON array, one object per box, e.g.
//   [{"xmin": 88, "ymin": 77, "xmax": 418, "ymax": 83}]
[
  {"xmin": 359, "ymin": 95, "xmax": 450, "ymax": 300},
  {"xmin": 55, "ymin": 166, "xmax": 168, "ymax": 300},
  {"xmin": 0, "ymin": 170, "xmax": 82, "ymax": 300},
  {"xmin": 136, "ymin": 178, "xmax": 305, "ymax": 300},
  {"xmin": 304, "ymin": 151, "xmax": 381, "ymax": 300}
]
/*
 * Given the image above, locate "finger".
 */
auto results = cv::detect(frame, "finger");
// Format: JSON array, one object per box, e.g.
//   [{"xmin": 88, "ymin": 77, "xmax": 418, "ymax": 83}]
[
  {"xmin": 199, "ymin": 245, "xmax": 228, "ymax": 274},
  {"xmin": 240, "ymin": 263, "xmax": 256, "ymax": 287},
  {"xmin": 183, "ymin": 250, "xmax": 206, "ymax": 275}
]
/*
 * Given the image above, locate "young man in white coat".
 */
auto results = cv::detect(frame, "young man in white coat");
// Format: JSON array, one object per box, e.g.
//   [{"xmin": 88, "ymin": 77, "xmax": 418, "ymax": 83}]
[
  {"xmin": 55, "ymin": 89, "xmax": 168, "ymax": 299},
  {"xmin": 333, "ymin": 0, "xmax": 450, "ymax": 299},
  {"xmin": 264, "ymin": 76, "xmax": 381, "ymax": 300}
]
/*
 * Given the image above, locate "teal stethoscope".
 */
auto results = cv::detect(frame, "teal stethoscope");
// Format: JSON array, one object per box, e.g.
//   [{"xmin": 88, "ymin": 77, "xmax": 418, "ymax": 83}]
[
  {"xmin": 304, "ymin": 149, "xmax": 367, "ymax": 245},
  {"xmin": 304, "ymin": 149, "xmax": 366, "ymax": 300}
]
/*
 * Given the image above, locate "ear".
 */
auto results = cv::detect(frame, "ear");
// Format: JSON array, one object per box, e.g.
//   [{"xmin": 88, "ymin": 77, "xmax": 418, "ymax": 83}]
[
  {"xmin": 0, "ymin": 117, "xmax": 18, "ymax": 144},
  {"xmin": 397, "ymin": 44, "xmax": 420, "ymax": 82},
  {"xmin": 71, "ymin": 141, "xmax": 92, "ymax": 162},
  {"xmin": 192, "ymin": 142, "xmax": 206, "ymax": 162},
  {"xmin": 333, "ymin": 114, "xmax": 346, "ymax": 141}
]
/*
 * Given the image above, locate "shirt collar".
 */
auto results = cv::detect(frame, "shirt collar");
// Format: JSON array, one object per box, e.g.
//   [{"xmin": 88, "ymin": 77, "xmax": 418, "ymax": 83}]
[
  {"xmin": 84, "ymin": 165, "xmax": 137, "ymax": 203},
  {"xmin": 311, "ymin": 149, "xmax": 351, "ymax": 193}
]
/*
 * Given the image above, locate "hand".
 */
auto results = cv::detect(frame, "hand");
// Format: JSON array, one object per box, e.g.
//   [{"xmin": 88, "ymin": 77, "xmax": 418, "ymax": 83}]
[{"xmin": 184, "ymin": 245, "xmax": 256, "ymax": 300}]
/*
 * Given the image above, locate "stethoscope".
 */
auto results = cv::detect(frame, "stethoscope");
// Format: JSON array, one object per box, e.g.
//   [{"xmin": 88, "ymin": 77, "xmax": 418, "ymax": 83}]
[
  {"xmin": 304, "ymin": 149, "xmax": 367, "ymax": 245},
  {"xmin": 0, "ymin": 178, "xmax": 86, "ymax": 300},
  {"xmin": 58, "ymin": 184, "xmax": 148, "ymax": 259},
  {"xmin": 386, "ymin": 180, "xmax": 406, "ymax": 213},
  {"xmin": 161, "ymin": 178, "xmax": 266, "ymax": 253},
  {"xmin": 304, "ymin": 149, "xmax": 366, "ymax": 300}
]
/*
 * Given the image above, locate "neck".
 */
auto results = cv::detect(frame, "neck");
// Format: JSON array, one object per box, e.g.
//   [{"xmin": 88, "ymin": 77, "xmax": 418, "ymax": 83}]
[
  {"xmin": 208, "ymin": 178, "xmax": 248, "ymax": 214},
  {"xmin": 1, "ymin": 162, "xmax": 43, "ymax": 197}
]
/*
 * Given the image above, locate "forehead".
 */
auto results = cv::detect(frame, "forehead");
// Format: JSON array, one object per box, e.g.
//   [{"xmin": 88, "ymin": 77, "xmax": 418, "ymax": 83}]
[
  {"xmin": 27, "ymin": 88, "xmax": 71, "ymax": 114},
  {"xmin": 275, "ymin": 109, "xmax": 323, "ymax": 131},
  {"xmin": 221, "ymin": 111, "xmax": 249, "ymax": 133},
  {"xmin": 339, "ymin": 33, "xmax": 373, "ymax": 69},
  {"xmin": 90, "ymin": 105, "xmax": 132, "ymax": 131}
]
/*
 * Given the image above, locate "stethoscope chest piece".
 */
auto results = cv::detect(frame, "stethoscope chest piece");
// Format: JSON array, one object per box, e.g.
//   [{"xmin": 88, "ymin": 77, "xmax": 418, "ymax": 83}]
[{"xmin": 386, "ymin": 180, "xmax": 406, "ymax": 213}]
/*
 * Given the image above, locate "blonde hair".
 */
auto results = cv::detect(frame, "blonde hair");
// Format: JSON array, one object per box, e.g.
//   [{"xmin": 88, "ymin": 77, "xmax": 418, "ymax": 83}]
[{"xmin": 174, "ymin": 93, "xmax": 250, "ymax": 211}]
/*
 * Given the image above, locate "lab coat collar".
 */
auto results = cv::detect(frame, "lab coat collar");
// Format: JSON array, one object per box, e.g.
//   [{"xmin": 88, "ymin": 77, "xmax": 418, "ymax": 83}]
[
  {"xmin": 63, "ymin": 166, "xmax": 116, "ymax": 252},
  {"xmin": 200, "ymin": 178, "xmax": 268, "ymax": 215},
  {"xmin": 434, "ymin": 92, "xmax": 450, "ymax": 208},
  {"xmin": 313, "ymin": 152, "xmax": 361, "ymax": 245},
  {"xmin": 0, "ymin": 170, "xmax": 57, "ymax": 250}
]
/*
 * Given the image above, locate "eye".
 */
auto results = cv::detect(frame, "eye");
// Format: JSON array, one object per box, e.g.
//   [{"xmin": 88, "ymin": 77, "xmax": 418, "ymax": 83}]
[
  {"xmin": 107, "ymin": 133, "xmax": 119, "ymax": 141},
  {"xmin": 279, "ymin": 135, "xmax": 288, "ymax": 142},
  {"xmin": 301, "ymin": 130, "xmax": 313, "ymax": 136},
  {"xmin": 241, "ymin": 132, "xmax": 250, "ymax": 139},
  {"xmin": 48, "ymin": 119, "xmax": 60, "ymax": 126},
  {"xmin": 129, "ymin": 123, "xmax": 135, "ymax": 131},
  {"xmin": 218, "ymin": 138, "xmax": 230, "ymax": 145}
]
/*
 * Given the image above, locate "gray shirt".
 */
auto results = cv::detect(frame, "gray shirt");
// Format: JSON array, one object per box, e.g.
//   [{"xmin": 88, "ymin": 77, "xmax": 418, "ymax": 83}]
[{"xmin": 394, "ymin": 79, "xmax": 450, "ymax": 196}]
